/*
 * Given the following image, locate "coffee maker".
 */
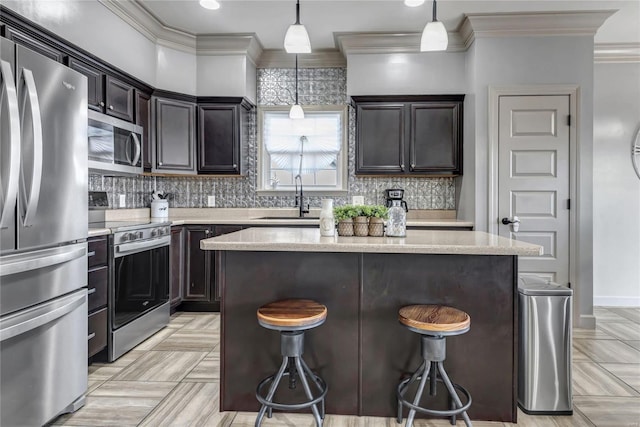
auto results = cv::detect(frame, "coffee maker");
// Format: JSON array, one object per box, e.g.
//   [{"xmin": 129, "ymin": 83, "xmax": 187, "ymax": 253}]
[
  {"xmin": 385, "ymin": 189, "xmax": 408, "ymax": 212},
  {"xmin": 385, "ymin": 189, "xmax": 408, "ymax": 237}
]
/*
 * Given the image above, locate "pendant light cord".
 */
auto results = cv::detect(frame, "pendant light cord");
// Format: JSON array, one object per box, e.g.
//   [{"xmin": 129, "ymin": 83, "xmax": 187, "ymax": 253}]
[
  {"xmin": 432, "ymin": 0, "xmax": 437, "ymax": 22},
  {"xmin": 295, "ymin": 55, "xmax": 299, "ymax": 105},
  {"xmin": 296, "ymin": 0, "xmax": 301, "ymax": 24}
]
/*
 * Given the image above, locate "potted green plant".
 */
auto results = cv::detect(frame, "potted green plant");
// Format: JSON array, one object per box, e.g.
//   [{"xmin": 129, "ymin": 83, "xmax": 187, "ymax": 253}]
[
  {"xmin": 367, "ymin": 205, "xmax": 389, "ymax": 237},
  {"xmin": 333, "ymin": 205, "xmax": 360, "ymax": 236}
]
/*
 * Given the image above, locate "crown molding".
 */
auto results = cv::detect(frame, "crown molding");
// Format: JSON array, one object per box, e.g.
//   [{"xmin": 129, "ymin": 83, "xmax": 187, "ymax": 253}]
[
  {"xmin": 197, "ymin": 34, "xmax": 264, "ymax": 64},
  {"xmin": 594, "ymin": 43, "xmax": 640, "ymax": 63},
  {"xmin": 334, "ymin": 32, "xmax": 466, "ymax": 55},
  {"xmin": 258, "ymin": 50, "xmax": 346, "ymax": 68},
  {"xmin": 461, "ymin": 10, "xmax": 616, "ymax": 41},
  {"xmin": 99, "ymin": 0, "xmax": 196, "ymax": 53}
]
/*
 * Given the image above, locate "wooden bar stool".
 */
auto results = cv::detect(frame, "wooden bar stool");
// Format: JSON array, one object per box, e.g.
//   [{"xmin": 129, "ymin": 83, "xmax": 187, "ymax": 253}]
[
  {"xmin": 255, "ymin": 299, "xmax": 328, "ymax": 427},
  {"xmin": 397, "ymin": 305, "xmax": 473, "ymax": 427}
]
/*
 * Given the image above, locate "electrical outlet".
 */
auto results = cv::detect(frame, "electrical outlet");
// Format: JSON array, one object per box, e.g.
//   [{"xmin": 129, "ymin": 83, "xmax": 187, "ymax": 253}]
[
  {"xmin": 352, "ymin": 195, "xmax": 364, "ymax": 205},
  {"xmin": 207, "ymin": 196, "xmax": 216, "ymax": 207},
  {"xmin": 118, "ymin": 194, "xmax": 126, "ymax": 208}
]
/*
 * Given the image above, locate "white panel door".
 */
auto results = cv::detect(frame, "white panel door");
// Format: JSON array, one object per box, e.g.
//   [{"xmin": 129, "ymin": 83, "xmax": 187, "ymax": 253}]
[{"xmin": 498, "ymin": 95, "xmax": 570, "ymax": 284}]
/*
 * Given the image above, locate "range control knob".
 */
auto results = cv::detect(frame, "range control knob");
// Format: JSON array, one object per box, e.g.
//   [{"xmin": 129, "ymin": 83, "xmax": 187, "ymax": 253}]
[
  {"xmin": 158, "ymin": 227, "xmax": 166, "ymax": 236},
  {"xmin": 150, "ymin": 229, "xmax": 158, "ymax": 237},
  {"xmin": 137, "ymin": 231, "xmax": 144, "ymax": 239},
  {"xmin": 120, "ymin": 232, "xmax": 132, "ymax": 243}
]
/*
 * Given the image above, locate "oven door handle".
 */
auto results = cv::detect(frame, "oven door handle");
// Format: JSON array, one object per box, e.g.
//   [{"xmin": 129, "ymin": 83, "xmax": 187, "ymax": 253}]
[{"xmin": 114, "ymin": 236, "xmax": 170, "ymax": 257}]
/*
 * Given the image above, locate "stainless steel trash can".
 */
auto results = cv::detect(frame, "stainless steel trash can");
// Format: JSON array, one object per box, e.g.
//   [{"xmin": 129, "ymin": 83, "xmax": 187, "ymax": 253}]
[{"xmin": 518, "ymin": 276, "xmax": 573, "ymax": 415}]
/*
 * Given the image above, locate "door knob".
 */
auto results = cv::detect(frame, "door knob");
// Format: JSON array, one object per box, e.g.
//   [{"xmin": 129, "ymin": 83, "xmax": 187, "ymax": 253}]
[{"xmin": 501, "ymin": 216, "xmax": 520, "ymax": 232}]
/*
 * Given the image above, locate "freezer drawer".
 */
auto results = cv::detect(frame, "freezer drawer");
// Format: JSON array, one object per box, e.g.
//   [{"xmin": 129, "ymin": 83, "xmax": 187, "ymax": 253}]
[
  {"xmin": 0, "ymin": 242, "xmax": 87, "ymax": 316},
  {"xmin": 0, "ymin": 289, "xmax": 88, "ymax": 426}
]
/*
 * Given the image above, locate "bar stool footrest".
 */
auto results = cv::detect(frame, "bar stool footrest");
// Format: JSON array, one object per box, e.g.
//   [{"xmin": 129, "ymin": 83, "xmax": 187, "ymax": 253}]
[
  {"xmin": 256, "ymin": 371, "xmax": 328, "ymax": 411},
  {"xmin": 397, "ymin": 376, "xmax": 472, "ymax": 417}
]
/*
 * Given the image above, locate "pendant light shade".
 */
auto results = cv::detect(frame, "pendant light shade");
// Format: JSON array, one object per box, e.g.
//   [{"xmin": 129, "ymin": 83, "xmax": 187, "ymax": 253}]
[
  {"xmin": 404, "ymin": 0, "xmax": 425, "ymax": 7},
  {"xmin": 420, "ymin": 0, "xmax": 448, "ymax": 52},
  {"xmin": 284, "ymin": 0, "xmax": 311, "ymax": 53},
  {"xmin": 289, "ymin": 55, "xmax": 304, "ymax": 119}
]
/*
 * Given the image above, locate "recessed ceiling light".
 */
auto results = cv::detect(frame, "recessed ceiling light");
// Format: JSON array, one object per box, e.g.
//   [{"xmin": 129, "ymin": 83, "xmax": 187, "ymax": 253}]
[
  {"xmin": 199, "ymin": 0, "xmax": 220, "ymax": 10},
  {"xmin": 404, "ymin": 0, "xmax": 425, "ymax": 7}
]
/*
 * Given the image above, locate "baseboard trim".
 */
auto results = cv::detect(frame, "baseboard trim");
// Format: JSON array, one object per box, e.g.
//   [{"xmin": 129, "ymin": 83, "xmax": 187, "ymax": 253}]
[{"xmin": 594, "ymin": 296, "xmax": 640, "ymax": 307}]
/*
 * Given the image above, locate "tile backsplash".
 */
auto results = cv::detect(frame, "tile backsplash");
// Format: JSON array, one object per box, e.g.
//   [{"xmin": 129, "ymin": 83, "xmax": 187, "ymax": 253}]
[{"xmin": 89, "ymin": 68, "xmax": 455, "ymax": 210}]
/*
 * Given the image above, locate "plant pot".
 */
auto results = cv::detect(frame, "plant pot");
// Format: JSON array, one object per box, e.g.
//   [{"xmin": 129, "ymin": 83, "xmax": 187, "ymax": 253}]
[
  {"xmin": 368, "ymin": 217, "xmax": 384, "ymax": 237},
  {"xmin": 337, "ymin": 219, "xmax": 354, "ymax": 236},
  {"xmin": 353, "ymin": 216, "xmax": 369, "ymax": 237}
]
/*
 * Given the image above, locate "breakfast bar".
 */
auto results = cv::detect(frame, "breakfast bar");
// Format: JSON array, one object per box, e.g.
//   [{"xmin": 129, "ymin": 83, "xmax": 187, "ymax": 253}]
[{"xmin": 201, "ymin": 228, "xmax": 542, "ymax": 422}]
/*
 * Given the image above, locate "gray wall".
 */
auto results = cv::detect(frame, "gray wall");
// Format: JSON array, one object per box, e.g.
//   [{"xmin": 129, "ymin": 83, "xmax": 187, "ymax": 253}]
[{"xmin": 593, "ymin": 62, "xmax": 640, "ymax": 306}]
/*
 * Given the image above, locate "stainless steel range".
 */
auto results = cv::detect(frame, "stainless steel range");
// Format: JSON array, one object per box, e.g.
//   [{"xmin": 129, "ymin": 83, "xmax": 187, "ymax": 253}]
[{"xmin": 90, "ymin": 218, "xmax": 171, "ymax": 361}]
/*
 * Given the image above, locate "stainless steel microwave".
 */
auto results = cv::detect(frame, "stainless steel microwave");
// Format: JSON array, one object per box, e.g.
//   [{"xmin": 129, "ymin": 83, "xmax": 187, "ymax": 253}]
[{"xmin": 88, "ymin": 110, "xmax": 143, "ymax": 175}]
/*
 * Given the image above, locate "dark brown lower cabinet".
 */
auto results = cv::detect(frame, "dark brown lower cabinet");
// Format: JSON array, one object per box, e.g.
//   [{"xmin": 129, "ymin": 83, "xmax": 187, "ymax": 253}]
[
  {"xmin": 87, "ymin": 236, "xmax": 108, "ymax": 361},
  {"xmin": 179, "ymin": 225, "xmax": 242, "ymax": 312},
  {"xmin": 170, "ymin": 226, "xmax": 185, "ymax": 310}
]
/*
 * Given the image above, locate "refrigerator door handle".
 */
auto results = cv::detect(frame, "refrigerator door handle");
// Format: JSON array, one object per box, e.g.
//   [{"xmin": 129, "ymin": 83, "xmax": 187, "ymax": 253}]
[
  {"xmin": 0, "ymin": 244, "xmax": 86, "ymax": 277},
  {"xmin": 0, "ymin": 290, "xmax": 86, "ymax": 342},
  {"xmin": 18, "ymin": 68, "xmax": 43, "ymax": 227},
  {"xmin": 0, "ymin": 60, "xmax": 21, "ymax": 229}
]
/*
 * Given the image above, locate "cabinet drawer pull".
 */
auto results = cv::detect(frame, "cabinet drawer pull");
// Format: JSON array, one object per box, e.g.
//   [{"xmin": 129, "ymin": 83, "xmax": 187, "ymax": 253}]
[
  {"xmin": 87, "ymin": 332, "xmax": 96, "ymax": 340},
  {"xmin": 87, "ymin": 251, "xmax": 96, "ymax": 258},
  {"xmin": 88, "ymin": 288, "xmax": 96, "ymax": 295}
]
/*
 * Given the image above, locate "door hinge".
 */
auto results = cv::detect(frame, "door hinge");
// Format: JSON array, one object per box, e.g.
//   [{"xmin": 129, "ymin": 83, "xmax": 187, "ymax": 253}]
[
  {"xmin": 567, "ymin": 199, "xmax": 571, "ymax": 210},
  {"xmin": 567, "ymin": 115, "xmax": 571, "ymax": 126}
]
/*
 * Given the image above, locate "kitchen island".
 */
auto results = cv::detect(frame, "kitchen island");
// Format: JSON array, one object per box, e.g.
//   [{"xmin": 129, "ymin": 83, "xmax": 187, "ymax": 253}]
[{"xmin": 201, "ymin": 228, "xmax": 542, "ymax": 422}]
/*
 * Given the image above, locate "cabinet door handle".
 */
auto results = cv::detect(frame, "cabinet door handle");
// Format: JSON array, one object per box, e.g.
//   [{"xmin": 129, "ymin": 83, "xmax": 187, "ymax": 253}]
[
  {"xmin": 87, "ymin": 251, "xmax": 96, "ymax": 258},
  {"xmin": 411, "ymin": 163, "xmax": 415, "ymax": 171},
  {"xmin": 233, "ymin": 164, "xmax": 237, "ymax": 169},
  {"xmin": 159, "ymin": 162, "xmax": 163, "ymax": 166},
  {"xmin": 87, "ymin": 332, "xmax": 96, "ymax": 340},
  {"xmin": 400, "ymin": 163, "xmax": 405, "ymax": 172},
  {"xmin": 109, "ymin": 105, "xmax": 114, "ymax": 110},
  {"xmin": 99, "ymin": 101, "xmax": 105, "ymax": 107},
  {"xmin": 88, "ymin": 288, "xmax": 96, "ymax": 295}
]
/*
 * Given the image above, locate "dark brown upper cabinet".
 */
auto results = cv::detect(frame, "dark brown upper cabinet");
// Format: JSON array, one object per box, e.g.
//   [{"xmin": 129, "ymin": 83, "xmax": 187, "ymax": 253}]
[
  {"xmin": 353, "ymin": 95, "xmax": 464, "ymax": 176},
  {"xmin": 65, "ymin": 57, "xmax": 135, "ymax": 122},
  {"xmin": 2, "ymin": 26, "xmax": 63, "ymax": 62},
  {"xmin": 197, "ymin": 98, "xmax": 252, "ymax": 175},
  {"xmin": 135, "ymin": 91, "xmax": 152, "ymax": 171},
  {"xmin": 153, "ymin": 97, "xmax": 197, "ymax": 174}
]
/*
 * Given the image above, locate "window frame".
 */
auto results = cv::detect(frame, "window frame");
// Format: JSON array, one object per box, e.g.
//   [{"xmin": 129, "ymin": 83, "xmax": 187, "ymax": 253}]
[{"xmin": 257, "ymin": 105, "xmax": 349, "ymax": 195}]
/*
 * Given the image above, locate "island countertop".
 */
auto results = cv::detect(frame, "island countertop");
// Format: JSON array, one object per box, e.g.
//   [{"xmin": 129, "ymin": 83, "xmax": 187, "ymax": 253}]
[{"xmin": 200, "ymin": 227, "xmax": 542, "ymax": 256}]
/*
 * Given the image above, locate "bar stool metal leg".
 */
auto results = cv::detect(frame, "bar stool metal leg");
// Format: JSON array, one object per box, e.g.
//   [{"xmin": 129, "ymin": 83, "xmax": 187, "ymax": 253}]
[
  {"xmin": 300, "ymin": 358, "xmax": 326, "ymax": 419},
  {"xmin": 255, "ymin": 356, "xmax": 288, "ymax": 427},
  {"xmin": 405, "ymin": 361, "xmax": 431, "ymax": 427},
  {"xmin": 294, "ymin": 357, "xmax": 323, "ymax": 426},
  {"xmin": 437, "ymin": 362, "xmax": 473, "ymax": 427},
  {"xmin": 397, "ymin": 360, "xmax": 427, "ymax": 424}
]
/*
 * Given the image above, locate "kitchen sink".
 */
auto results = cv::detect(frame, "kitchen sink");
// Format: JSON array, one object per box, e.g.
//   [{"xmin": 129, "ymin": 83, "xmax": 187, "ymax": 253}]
[{"xmin": 257, "ymin": 216, "xmax": 320, "ymax": 220}]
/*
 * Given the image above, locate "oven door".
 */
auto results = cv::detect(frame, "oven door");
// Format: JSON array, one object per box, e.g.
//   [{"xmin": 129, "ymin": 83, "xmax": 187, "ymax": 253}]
[{"xmin": 112, "ymin": 236, "xmax": 169, "ymax": 330}]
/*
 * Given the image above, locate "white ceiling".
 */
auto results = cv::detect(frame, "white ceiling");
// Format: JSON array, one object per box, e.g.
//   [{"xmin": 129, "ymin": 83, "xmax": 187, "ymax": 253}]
[{"xmin": 137, "ymin": 0, "xmax": 640, "ymax": 50}]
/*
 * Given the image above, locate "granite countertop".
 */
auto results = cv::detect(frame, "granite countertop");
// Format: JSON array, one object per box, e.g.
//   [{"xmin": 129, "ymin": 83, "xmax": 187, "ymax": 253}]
[
  {"xmin": 87, "ymin": 208, "xmax": 473, "ymax": 237},
  {"xmin": 200, "ymin": 227, "xmax": 543, "ymax": 256}
]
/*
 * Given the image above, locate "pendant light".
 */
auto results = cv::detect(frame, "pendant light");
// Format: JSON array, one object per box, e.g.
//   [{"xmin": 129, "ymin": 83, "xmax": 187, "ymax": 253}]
[
  {"xmin": 284, "ymin": 0, "xmax": 311, "ymax": 53},
  {"xmin": 289, "ymin": 55, "xmax": 304, "ymax": 119},
  {"xmin": 420, "ymin": 0, "xmax": 448, "ymax": 52},
  {"xmin": 199, "ymin": 0, "xmax": 220, "ymax": 10},
  {"xmin": 404, "ymin": 0, "xmax": 425, "ymax": 6}
]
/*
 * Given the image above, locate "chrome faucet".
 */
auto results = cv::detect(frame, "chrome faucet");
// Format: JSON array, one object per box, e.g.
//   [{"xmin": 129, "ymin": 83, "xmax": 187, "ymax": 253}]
[{"xmin": 294, "ymin": 174, "xmax": 309, "ymax": 218}]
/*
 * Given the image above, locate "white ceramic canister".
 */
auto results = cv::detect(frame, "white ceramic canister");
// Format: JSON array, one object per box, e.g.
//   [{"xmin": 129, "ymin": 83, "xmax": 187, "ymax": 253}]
[
  {"xmin": 319, "ymin": 199, "xmax": 335, "ymax": 237},
  {"xmin": 151, "ymin": 199, "xmax": 169, "ymax": 219}
]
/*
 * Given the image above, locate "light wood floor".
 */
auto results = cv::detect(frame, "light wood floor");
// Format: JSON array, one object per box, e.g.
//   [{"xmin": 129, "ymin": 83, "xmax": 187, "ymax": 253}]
[{"xmin": 51, "ymin": 307, "xmax": 640, "ymax": 427}]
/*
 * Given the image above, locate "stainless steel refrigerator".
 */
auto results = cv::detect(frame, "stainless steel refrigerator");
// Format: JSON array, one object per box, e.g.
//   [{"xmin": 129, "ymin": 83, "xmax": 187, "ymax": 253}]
[{"xmin": 0, "ymin": 37, "xmax": 89, "ymax": 426}]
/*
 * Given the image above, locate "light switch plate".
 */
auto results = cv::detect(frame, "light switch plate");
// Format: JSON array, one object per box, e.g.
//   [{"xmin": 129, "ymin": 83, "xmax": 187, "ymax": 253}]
[
  {"xmin": 118, "ymin": 194, "xmax": 126, "ymax": 208},
  {"xmin": 207, "ymin": 196, "xmax": 216, "ymax": 207},
  {"xmin": 352, "ymin": 196, "xmax": 364, "ymax": 205}
]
